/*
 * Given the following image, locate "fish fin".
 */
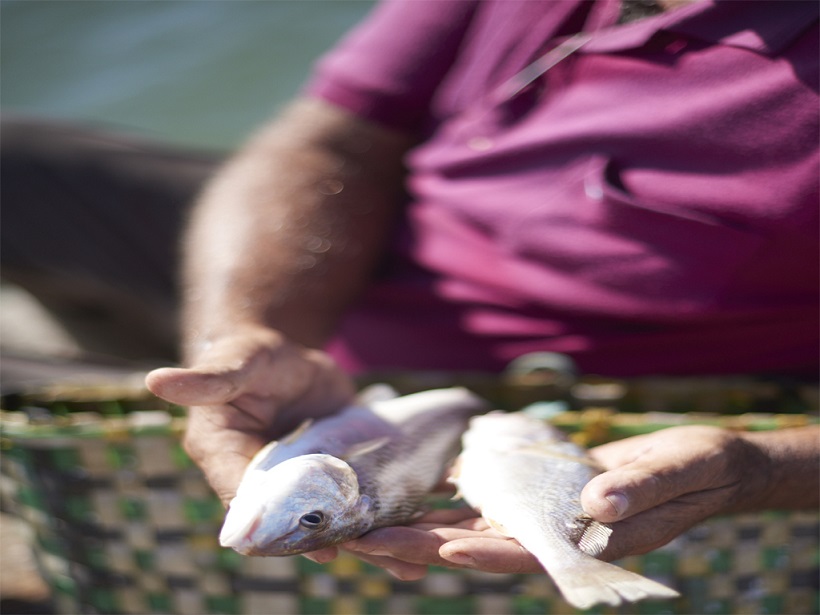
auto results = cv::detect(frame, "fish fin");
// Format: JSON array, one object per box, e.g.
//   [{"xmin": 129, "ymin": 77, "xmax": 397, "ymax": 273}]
[
  {"xmin": 356, "ymin": 383, "xmax": 399, "ymax": 405},
  {"xmin": 280, "ymin": 418, "xmax": 314, "ymax": 445},
  {"xmin": 341, "ymin": 436, "xmax": 391, "ymax": 462},
  {"xmin": 408, "ymin": 503, "xmax": 431, "ymax": 521},
  {"xmin": 571, "ymin": 515, "xmax": 612, "ymax": 558},
  {"xmin": 446, "ymin": 456, "xmax": 463, "ymax": 484},
  {"xmin": 485, "ymin": 516, "xmax": 514, "ymax": 537},
  {"xmin": 516, "ymin": 445, "xmax": 603, "ymax": 470},
  {"xmin": 543, "ymin": 557, "xmax": 680, "ymax": 610},
  {"xmin": 447, "ymin": 457, "xmax": 465, "ymax": 500},
  {"xmin": 245, "ymin": 418, "xmax": 316, "ymax": 473},
  {"xmin": 244, "ymin": 440, "xmax": 280, "ymax": 473}
]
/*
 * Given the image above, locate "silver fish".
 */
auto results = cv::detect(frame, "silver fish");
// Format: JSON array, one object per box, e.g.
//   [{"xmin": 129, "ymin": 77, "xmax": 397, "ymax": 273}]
[
  {"xmin": 450, "ymin": 411, "xmax": 680, "ymax": 610},
  {"xmin": 219, "ymin": 386, "xmax": 489, "ymax": 556}
]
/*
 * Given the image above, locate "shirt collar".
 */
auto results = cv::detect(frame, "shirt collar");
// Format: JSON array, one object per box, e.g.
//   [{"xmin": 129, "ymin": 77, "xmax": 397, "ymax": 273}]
[{"xmin": 583, "ymin": 0, "xmax": 818, "ymax": 56}]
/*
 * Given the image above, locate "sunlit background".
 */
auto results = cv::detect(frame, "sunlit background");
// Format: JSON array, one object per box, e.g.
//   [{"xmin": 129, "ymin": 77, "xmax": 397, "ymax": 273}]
[{"xmin": 1, "ymin": 0, "xmax": 375, "ymax": 150}]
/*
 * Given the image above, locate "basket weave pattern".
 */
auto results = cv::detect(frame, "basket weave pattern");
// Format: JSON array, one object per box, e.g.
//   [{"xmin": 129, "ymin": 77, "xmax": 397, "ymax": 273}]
[{"xmin": 1, "ymin": 378, "xmax": 818, "ymax": 615}]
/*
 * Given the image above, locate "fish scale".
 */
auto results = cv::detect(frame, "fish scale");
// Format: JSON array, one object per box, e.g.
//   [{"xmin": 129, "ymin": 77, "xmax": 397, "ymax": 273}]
[
  {"xmin": 451, "ymin": 411, "xmax": 680, "ymax": 610},
  {"xmin": 219, "ymin": 387, "xmax": 489, "ymax": 556},
  {"xmin": 358, "ymin": 410, "xmax": 470, "ymax": 525}
]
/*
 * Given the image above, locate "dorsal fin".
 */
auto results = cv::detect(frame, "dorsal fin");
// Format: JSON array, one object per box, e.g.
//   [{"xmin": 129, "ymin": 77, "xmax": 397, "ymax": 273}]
[
  {"xmin": 356, "ymin": 383, "xmax": 399, "ymax": 405},
  {"xmin": 515, "ymin": 445, "xmax": 603, "ymax": 470},
  {"xmin": 243, "ymin": 418, "xmax": 314, "ymax": 474},
  {"xmin": 341, "ymin": 436, "xmax": 391, "ymax": 462},
  {"xmin": 280, "ymin": 418, "xmax": 314, "ymax": 445},
  {"xmin": 244, "ymin": 440, "xmax": 280, "ymax": 474}
]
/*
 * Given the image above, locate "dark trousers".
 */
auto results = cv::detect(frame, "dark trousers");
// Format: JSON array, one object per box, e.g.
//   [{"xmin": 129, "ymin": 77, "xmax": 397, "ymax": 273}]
[{"xmin": 1, "ymin": 117, "xmax": 224, "ymax": 361}]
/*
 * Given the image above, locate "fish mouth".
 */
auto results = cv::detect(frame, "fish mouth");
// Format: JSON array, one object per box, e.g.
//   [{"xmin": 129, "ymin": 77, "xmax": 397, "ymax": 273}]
[
  {"xmin": 221, "ymin": 520, "xmax": 318, "ymax": 556},
  {"xmin": 220, "ymin": 507, "xmax": 264, "ymax": 550},
  {"xmin": 234, "ymin": 522, "xmax": 366, "ymax": 557},
  {"xmin": 240, "ymin": 542, "xmax": 310, "ymax": 556}
]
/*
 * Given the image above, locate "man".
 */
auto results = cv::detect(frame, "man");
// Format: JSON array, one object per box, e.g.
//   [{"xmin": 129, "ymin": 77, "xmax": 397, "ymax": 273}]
[{"xmin": 4, "ymin": 0, "xmax": 818, "ymax": 578}]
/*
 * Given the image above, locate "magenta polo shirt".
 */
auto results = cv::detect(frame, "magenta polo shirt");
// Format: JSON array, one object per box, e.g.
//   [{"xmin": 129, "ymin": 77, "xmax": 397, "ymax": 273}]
[{"xmin": 307, "ymin": 0, "xmax": 819, "ymax": 377}]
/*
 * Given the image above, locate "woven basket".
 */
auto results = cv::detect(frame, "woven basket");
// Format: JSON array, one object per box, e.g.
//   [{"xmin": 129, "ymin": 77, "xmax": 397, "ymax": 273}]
[{"xmin": 1, "ymin": 372, "xmax": 818, "ymax": 615}]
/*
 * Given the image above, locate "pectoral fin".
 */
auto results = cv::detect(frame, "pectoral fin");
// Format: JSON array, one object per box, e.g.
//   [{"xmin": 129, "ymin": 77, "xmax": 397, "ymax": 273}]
[
  {"xmin": 244, "ymin": 440, "xmax": 280, "ymax": 473},
  {"xmin": 485, "ymin": 516, "xmax": 513, "ymax": 537},
  {"xmin": 356, "ymin": 383, "xmax": 399, "ymax": 404},
  {"xmin": 280, "ymin": 418, "xmax": 314, "ymax": 445}
]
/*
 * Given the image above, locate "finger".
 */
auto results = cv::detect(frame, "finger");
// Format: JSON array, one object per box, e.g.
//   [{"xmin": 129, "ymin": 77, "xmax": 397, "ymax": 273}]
[
  {"xmin": 438, "ymin": 536, "xmax": 543, "ymax": 574},
  {"xmin": 340, "ymin": 550, "xmax": 429, "ymax": 581},
  {"xmin": 425, "ymin": 524, "xmax": 501, "ymax": 540},
  {"xmin": 581, "ymin": 427, "xmax": 732, "ymax": 523},
  {"xmin": 147, "ymin": 330, "xmax": 302, "ymax": 407},
  {"xmin": 411, "ymin": 518, "xmax": 493, "ymax": 533},
  {"xmin": 275, "ymin": 349, "xmax": 356, "ymax": 420},
  {"xmin": 182, "ymin": 411, "xmax": 267, "ymax": 506},
  {"xmin": 342, "ymin": 528, "xmax": 435, "ymax": 580},
  {"xmin": 408, "ymin": 507, "xmax": 479, "ymax": 525},
  {"xmin": 598, "ymin": 490, "xmax": 727, "ymax": 561},
  {"xmin": 587, "ymin": 433, "xmax": 654, "ymax": 470},
  {"xmin": 303, "ymin": 547, "xmax": 338, "ymax": 564},
  {"xmin": 344, "ymin": 526, "xmax": 447, "ymax": 564},
  {"xmin": 146, "ymin": 367, "xmax": 240, "ymax": 406}
]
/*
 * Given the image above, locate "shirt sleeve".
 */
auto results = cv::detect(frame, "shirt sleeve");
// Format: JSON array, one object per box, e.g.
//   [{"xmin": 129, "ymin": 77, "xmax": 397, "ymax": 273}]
[{"xmin": 304, "ymin": 0, "xmax": 479, "ymax": 133}]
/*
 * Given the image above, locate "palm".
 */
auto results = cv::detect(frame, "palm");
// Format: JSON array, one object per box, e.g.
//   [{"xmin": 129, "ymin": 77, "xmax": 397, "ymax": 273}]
[{"xmin": 146, "ymin": 328, "xmax": 354, "ymax": 505}]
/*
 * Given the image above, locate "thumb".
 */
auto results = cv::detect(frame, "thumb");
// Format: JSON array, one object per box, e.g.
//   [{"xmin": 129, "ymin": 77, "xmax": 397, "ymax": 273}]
[
  {"xmin": 581, "ymin": 468, "xmax": 659, "ymax": 523},
  {"xmin": 581, "ymin": 451, "xmax": 707, "ymax": 523},
  {"xmin": 581, "ymin": 426, "xmax": 741, "ymax": 523},
  {"xmin": 145, "ymin": 366, "xmax": 240, "ymax": 406}
]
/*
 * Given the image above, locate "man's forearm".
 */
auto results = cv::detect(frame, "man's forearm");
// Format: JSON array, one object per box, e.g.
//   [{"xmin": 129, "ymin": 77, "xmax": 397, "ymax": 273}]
[
  {"xmin": 180, "ymin": 98, "xmax": 414, "ymax": 361},
  {"xmin": 743, "ymin": 425, "xmax": 820, "ymax": 511}
]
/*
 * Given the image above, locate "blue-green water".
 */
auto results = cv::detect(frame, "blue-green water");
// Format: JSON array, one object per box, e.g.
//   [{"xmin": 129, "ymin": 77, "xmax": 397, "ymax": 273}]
[{"xmin": 1, "ymin": 0, "xmax": 375, "ymax": 150}]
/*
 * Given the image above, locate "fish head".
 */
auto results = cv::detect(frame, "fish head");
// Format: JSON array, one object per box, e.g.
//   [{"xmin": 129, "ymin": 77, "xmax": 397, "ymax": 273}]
[{"xmin": 219, "ymin": 453, "xmax": 374, "ymax": 556}]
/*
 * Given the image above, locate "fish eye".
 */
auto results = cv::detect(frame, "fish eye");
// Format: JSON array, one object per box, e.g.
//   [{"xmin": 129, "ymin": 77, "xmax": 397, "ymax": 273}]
[{"xmin": 299, "ymin": 511, "xmax": 326, "ymax": 529}]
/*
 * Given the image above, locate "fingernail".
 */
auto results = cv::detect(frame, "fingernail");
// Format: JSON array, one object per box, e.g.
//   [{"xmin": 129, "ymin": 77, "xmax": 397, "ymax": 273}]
[
  {"xmin": 443, "ymin": 552, "xmax": 476, "ymax": 567},
  {"xmin": 605, "ymin": 492, "xmax": 629, "ymax": 518}
]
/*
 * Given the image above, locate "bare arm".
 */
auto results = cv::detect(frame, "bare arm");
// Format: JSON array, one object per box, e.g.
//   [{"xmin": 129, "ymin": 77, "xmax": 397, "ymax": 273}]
[
  {"xmin": 182, "ymin": 97, "xmax": 414, "ymax": 355},
  {"xmin": 146, "ymin": 98, "xmax": 414, "ymax": 505},
  {"xmin": 581, "ymin": 424, "xmax": 820, "ymax": 559},
  {"xmin": 743, "ymin": 425, "xmax": 820, "ymax": 510}
]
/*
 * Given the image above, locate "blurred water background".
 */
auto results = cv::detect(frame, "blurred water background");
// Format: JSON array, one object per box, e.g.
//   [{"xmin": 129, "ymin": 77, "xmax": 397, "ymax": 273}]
[
  {"xmin": 1, "ymin": 0, "xmax": 376, "ymax": 150},
  {"xmin": 0, "ymin": 0, "xmax": 377, "ymax": 356}
]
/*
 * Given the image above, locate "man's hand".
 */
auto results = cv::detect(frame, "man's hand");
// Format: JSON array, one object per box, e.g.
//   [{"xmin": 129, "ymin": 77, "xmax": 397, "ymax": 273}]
[
  {"xmin": 145, "ymin": 324, "xmax": 355, "ymax": 506},
  {"xmin": 580, "ymin": 425, "xmax": 767, "ymax": 560},
  {"xmin": 336, "ymin": 425, "xmax": 818, "ymax": 577},
  {"xmin": 340, "ymin": 508, "xmax": 542, "ymax": 580}
]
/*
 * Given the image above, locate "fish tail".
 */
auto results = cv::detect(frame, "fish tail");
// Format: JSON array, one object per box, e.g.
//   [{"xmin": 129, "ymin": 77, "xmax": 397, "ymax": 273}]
[{"xmin": 545, "ymin": 557, "xmax": 680, "ymax": 610}]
